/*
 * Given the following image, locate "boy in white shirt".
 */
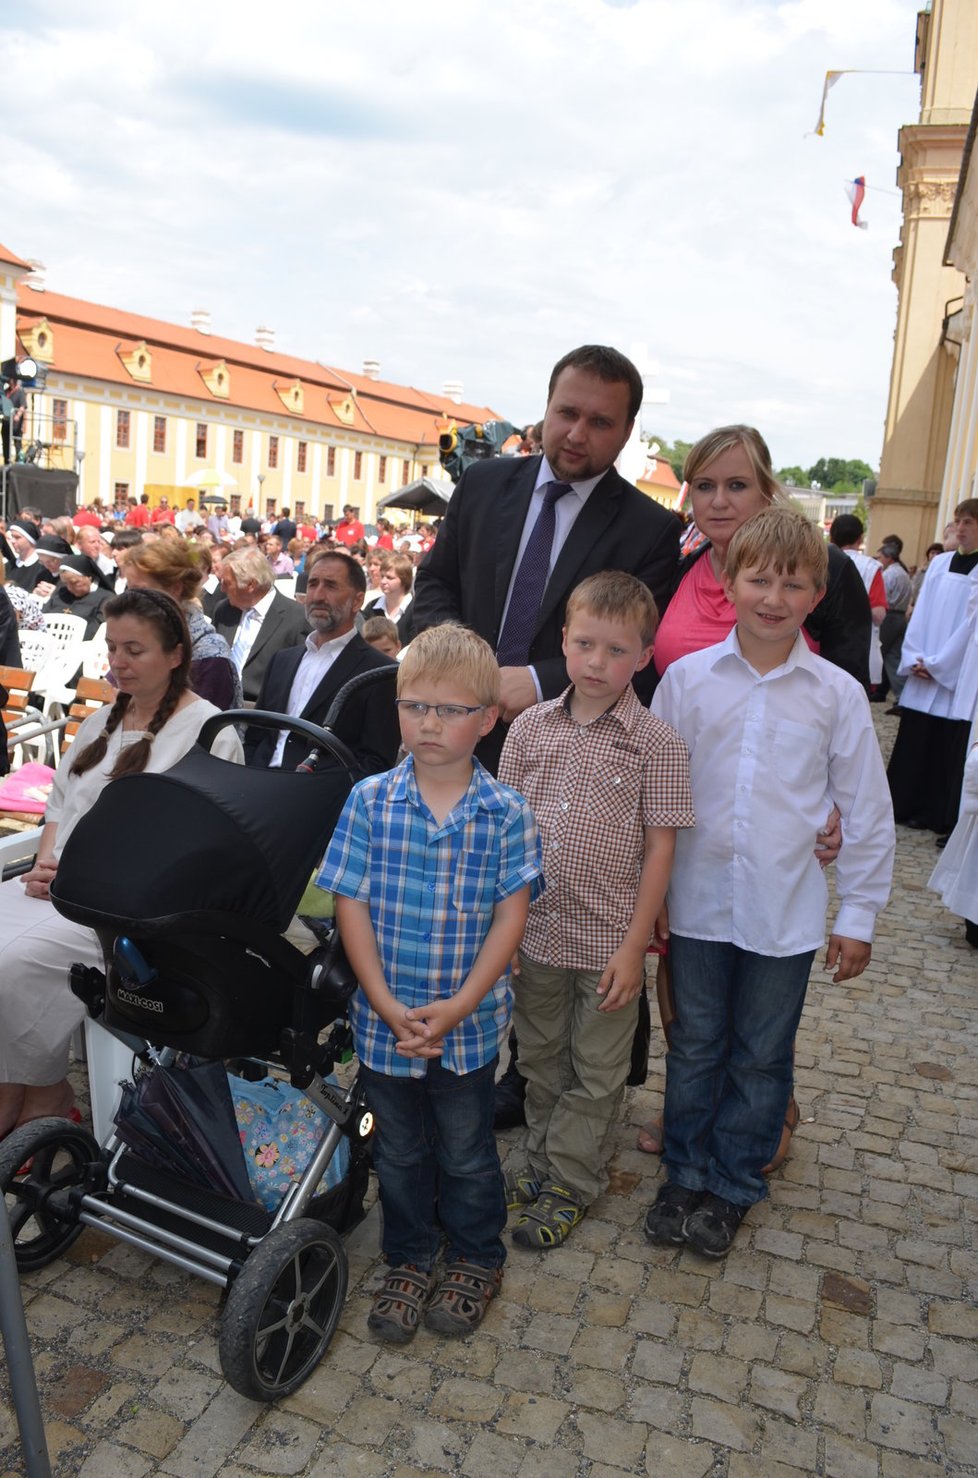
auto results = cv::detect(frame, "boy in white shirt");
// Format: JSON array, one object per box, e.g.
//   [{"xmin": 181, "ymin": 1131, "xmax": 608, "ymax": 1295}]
[{"xmin": 645, "ymin": 507, "xmax": 895, "ymax": 1258}]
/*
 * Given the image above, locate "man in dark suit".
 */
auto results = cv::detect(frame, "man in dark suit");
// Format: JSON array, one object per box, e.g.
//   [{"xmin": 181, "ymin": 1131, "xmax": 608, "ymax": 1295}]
[
  {"xmin": 212, "ymin": 544, "xmax": 311, "ymax": 702},
  {"xmin": 273, "ymin": 506, "xmax": 297, "ymax": 550},
  {"xmin": 414, "ymin": 343, "xmax": 679, "ymax": 770},
  {"xmin": 245, "ymin": 548, "xmax": 399, "ymax": 776},
  {"xmin": 415, "ymin": 344, "xmax": 680, "ymax": 1127}
]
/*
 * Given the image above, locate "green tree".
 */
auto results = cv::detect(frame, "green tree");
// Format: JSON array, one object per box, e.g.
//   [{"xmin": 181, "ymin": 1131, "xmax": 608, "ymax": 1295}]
[
  {"xmin": 807, "ymin": 456, "xmax": 876, "ymax": 490},
  {"xmin": 647, "ymin": 435, "xmax": 693, "ymax": 482},
  {"xmin": 777, "ymin": 465, "xmax": 807, "ymax": 487}
]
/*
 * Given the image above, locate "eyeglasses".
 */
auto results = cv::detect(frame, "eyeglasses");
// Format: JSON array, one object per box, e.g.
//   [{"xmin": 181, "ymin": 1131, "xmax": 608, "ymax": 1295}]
[{"xmin": 395, "ymin": 701, "xmax": 485, "ymax": 723}]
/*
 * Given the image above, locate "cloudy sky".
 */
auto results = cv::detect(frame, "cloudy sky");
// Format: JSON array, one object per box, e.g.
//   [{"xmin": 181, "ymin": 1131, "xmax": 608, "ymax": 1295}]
[{"xmin": 4, "ymin": 0, "xmax": 923, "ymax": 469}]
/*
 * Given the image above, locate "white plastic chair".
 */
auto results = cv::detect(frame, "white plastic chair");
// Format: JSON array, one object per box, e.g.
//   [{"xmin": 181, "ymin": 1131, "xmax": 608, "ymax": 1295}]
[
  {"xmin": 31, "ymin": 613, "xmax": 88, "ymax": 717},
  {"xmin": 79, "ymin": 624, "xmax": 110, "ymax": 681},
  {"xmin": 17, "ymin": 630, "xmax": 55, "ymax": 675}
]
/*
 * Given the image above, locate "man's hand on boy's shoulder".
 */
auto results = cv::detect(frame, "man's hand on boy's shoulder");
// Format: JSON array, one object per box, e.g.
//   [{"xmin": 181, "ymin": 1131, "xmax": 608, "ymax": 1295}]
[
  {"xmin": 824, "ymin": 935, "xmax": 871, "ymax": 983},
  {"xmin": 596, "ymin": 943, "xmax": 647, "ymax": 1011}
]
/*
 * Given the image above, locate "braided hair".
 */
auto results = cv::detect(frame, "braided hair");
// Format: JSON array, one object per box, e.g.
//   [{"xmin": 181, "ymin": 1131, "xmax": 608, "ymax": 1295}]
[{"xmin": 70, "ymin": 589, "xmax": 193, "ymax": 779}]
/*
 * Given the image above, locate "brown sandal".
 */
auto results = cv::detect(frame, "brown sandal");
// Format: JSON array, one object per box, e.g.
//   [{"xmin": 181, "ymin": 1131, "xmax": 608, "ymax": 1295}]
[
  {"xmin": 762, "ymin": 1096, "xmax": 801, "ymax": 1174},
  {"xmin": 423, "ymin": 1261, "xmax": 502, "ymax": 1337},
  {"xmin": 367, "ymin": 1264, "xmax": 433, "ymax": 1344}
]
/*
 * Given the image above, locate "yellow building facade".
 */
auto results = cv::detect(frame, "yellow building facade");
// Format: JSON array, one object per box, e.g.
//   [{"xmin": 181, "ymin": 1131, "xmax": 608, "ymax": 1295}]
[
  {"xmin": 870, "ymin": 0, "xmax": 978, "ymax": 559},
  {"xmin": 1, "ymin": 250, "xmax": 498, "ymax": 524}
]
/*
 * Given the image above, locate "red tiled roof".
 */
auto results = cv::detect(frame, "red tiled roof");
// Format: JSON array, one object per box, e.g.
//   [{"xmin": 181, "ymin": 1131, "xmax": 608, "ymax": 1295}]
[
  {"xmin": 16, "ymin": 284, "xmax": 503, "ymax": 447},
  {"xmin": 0, "ymin": 242, "xmax": 31, "ymax": 270},
  {"xmin": 640, "ymin": 456, "xmax": 681, "ymax": 490}
]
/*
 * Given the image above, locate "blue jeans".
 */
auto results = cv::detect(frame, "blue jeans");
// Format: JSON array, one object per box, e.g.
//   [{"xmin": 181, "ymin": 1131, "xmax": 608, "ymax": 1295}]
[
  {"xmin": 664, "ymin": 935, "xmax": 815, "ymax": 1207},
  {"xmin": 360, "ymin": 1057, "xmax": 505, "ymax": 1270}
]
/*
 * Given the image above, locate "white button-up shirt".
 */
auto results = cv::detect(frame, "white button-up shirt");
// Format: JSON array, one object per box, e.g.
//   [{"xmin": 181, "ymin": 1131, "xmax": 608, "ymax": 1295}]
[
  {"xmin": 270, "ymin": 625, "xmax": 358, "ymax": 767},
  {"xmin": 229, "ymin": 587, "xmax": 277, "ymax": 672},
  {"xmin": 651, "ymin": 628, "xmax": 895, "ymax": 954}
]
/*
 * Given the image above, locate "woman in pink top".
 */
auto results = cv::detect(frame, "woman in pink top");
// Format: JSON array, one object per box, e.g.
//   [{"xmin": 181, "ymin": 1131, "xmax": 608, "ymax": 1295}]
[{"xmin": 656, "ymin": 426, "xmax": 872, "ymax": 682}]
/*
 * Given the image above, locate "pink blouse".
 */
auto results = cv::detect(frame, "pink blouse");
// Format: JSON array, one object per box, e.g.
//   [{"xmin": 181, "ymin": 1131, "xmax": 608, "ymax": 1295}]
[{"xmin": 654, "ymin": 553, "xmax": 818, "ymax": 676}]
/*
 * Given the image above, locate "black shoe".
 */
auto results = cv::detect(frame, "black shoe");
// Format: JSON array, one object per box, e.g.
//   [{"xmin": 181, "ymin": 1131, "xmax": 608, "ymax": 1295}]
[
  {"xmin": 869, "ymin": 692, "xmax": 888, "ymax": 703},
  {"xmin": 643, "ymin": 1182, "xmax": 704, "ymax": 1246},
  {"xmin": 904, "ymin": 818, "xmax": 930, "ymax": 830},
  {"xmin": 493, "ymin": 1059, "xmax": 527, "ymax": 1130},
  {"xmin": 682, "ymin": 1192, "xmax": 749, "ymax": 1258},
  {"xmin": 885, "ymin": 705, "xmax": 903, "ymax": 716},
  {"xmin": 935, "ymin": 834, "xmax": 950, "ymax": 849},
  {"xmin": 965, "ymin": 919, "xmax": 978, "ymax": 949}
]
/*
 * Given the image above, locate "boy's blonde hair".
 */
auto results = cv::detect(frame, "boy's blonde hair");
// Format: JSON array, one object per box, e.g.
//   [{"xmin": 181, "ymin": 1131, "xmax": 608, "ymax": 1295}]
[
  {"xmin": 565, "ymin": 571, "xmax": 659, "ymax": 647},
  {"xmin": 397, "ymin": 622, "xmax": 500, "ymax": 706},
  {"xmin": 725, "ymin": 507, "xmax": 829, "ymax": 591},
  {"xmin": 362, "ymin": 615, "xmax": 400, "ymax": 648}
]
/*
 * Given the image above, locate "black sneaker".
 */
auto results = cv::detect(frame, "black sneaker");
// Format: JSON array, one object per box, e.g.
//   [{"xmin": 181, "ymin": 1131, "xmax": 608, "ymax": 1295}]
[
  {"xmin": 682, "ymin": 1192, "xmax": 749, "ymax": 1258},
  {"xmin": 643, "ymin": 1182, "xmax": 704, "ymax": 1246}
]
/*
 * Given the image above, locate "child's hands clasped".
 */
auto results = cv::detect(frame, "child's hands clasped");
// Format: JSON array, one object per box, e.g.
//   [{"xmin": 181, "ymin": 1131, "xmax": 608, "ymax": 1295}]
[
  {"xmin": 824, "ymin": 935, "xmax": 871, "ymax": 983},
  {"xmin": 394, "ymin": 998, "xmax": 465, "ymax": 1057},
  {"xmin": 596, "ymin": 945, "xmax": 646, "ymax": 1011}
]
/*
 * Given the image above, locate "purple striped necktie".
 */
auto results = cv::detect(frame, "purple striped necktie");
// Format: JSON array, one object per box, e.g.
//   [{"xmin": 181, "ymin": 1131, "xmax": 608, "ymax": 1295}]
[{"xmin": 496, "ymin": 481, "xmax": 573, "ymax": 666}]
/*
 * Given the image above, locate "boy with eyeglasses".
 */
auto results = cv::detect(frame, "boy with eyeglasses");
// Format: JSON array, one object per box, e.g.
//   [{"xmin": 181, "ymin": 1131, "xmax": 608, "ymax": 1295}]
[{"xmin": 317, "ymin": 623, "xmax": 542, "ymax": 1342}]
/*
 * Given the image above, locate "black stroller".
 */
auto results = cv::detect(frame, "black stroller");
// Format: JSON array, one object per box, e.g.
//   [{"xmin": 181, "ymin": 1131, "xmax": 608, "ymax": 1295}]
[{"xmin": 0, "ymin": 697, "xmax": 384, "ymax": 1402}]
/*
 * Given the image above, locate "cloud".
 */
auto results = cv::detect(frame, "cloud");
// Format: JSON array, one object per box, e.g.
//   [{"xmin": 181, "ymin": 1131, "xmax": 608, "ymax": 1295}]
[{"xmin": 1, "ymin": 0, "xmax": 926, "ymax": 466}]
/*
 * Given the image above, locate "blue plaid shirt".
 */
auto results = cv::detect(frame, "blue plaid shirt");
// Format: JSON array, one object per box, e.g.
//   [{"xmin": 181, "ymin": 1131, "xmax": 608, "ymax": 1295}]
[{"xmin": 317, "ymin": 755, "xmax": 543, "ymax": 1078}]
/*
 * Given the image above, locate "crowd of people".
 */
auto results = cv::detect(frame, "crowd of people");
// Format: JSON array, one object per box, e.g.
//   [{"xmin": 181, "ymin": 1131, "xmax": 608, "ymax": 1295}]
[{"xmin": 0, "ymin": 343, "xmax": 975, "ymax": 1348}]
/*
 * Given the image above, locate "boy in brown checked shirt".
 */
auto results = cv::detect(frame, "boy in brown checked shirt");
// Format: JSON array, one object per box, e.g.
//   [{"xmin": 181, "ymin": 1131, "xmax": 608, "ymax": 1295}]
[{"xmin": 497, "ymin": 571, "xmax": 694, "ymax": 1249}]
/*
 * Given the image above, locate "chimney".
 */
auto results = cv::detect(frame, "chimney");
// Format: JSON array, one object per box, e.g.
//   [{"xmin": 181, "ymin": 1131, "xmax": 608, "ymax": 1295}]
[
  {"xmin": 255, "ymin": 325, "xmax": 274, "ymax": 352},
  {"xmin": 363, "ymin": 358, "xmax": 381, "ymax": 381},
  {"xmin": 25, "ymin": 259, "xmax": 46, "ymax": 291},
  {"xmin": 191, "ymin": 308, "xmax": 211, "ymax": 334},
  {"xmin": 442, "ymin": 379, "xmax": 463, "ymax": 405}
]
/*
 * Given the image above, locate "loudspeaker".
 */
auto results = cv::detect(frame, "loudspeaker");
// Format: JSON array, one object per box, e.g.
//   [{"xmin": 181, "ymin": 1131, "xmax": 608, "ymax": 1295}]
[{"xmin": 3, "ymin": 466, "xmax": 78, "ymax": 520}]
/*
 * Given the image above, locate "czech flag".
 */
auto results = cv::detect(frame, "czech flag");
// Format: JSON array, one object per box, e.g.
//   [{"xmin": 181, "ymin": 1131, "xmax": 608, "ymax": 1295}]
[{"xmin": 846, "ymin": 176, "xmax": 868, "ymax": 230}]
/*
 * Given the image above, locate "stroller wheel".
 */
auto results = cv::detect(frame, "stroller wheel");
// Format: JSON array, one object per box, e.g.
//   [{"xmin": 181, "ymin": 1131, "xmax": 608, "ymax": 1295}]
[
  {"xmin": 219, "ymin": 1217, "xmax": 348, "ymax": 1400},
  {"xmin": 0, "ymin": 1117, "xmax": 101, "ymax": 1271}
]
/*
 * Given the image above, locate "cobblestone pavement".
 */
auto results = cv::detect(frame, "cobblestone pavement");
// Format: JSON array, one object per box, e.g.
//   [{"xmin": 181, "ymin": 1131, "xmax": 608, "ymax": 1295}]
[{"xmin": 2, "ymin": 709, "xmax": 977, "ymax": 1477}]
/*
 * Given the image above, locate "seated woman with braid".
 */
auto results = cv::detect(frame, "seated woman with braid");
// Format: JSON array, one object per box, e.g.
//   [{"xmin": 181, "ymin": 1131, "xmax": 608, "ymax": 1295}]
[{"xmin": 0, "ymin": 589, "xmax": 243, "ymax": 1140}]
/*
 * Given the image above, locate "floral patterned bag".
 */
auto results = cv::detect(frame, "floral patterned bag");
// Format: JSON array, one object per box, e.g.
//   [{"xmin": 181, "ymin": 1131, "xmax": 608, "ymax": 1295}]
[{"xmin": 230, "ymin": 1074, "xmax": 350, "ymax": 1213}]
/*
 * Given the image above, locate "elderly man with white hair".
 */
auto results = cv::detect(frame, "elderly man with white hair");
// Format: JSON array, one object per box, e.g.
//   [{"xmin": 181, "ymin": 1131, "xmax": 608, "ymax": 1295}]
[{"xmin": 211, "ymin": 544, "xmax": 309, "ymax": 701}]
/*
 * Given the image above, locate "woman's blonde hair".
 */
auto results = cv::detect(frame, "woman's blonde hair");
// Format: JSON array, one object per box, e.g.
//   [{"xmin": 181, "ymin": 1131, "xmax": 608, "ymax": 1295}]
[
  {"xmin": 383, "ymin": 552, "xmax": 415, "ymax": 594},
  {"xmin": 683, "ymin": 424, "xmax": 787, "ymax": 508},
  {"xmin": 123, "ymin": 537, "xmax": 203, "ymax": 603},
  {"xmin": 397, "ymin": 623, "xmax": 499, "ymax": 707}
]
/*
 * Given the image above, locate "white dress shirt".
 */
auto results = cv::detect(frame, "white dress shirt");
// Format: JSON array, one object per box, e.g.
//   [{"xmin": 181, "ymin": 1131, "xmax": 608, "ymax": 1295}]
[
  {"xmin": 270, "ymin": 625, "xmax": 358, "ymax": 767},
  {"xmin": 652, "ymin": 629, "xmax": 895, "ymax": 953},
  {"xmin": 229, "ymin": 587, "xmax": 277, "ymax": 672},
  {"xmin": 501, "ymin": 456, "xmax": 606, "ymax": 698}
]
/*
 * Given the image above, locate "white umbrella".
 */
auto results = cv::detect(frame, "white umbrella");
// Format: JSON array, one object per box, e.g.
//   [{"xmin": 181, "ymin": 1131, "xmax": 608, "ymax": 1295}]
[{"xmin": 183, "ymin": 468, "xmax": 238, "ymax": 492}]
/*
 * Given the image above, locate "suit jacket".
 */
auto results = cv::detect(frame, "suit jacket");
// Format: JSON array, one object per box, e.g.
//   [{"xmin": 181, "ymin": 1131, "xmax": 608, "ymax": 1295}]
[
  {"xmin": 212, "ymin": 589, "xmax": 311, "ymax": 702},
  {"xmin": 245, "ymin": 631, "xmax": 400, "ymax": 775},
  {"xmin": 413, "ymin": 454, "xmax": 679, "ymax": 766}
]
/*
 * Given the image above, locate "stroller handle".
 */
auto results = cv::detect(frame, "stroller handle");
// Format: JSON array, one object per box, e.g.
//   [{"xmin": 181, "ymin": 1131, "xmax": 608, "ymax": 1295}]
[
  {"xmin": 323, "ymin": 664, "xmax": 397, "ymax": 732},
  {"xmin": 197, "ymin": 709, "xmax": 360, "ymax": 780}
]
